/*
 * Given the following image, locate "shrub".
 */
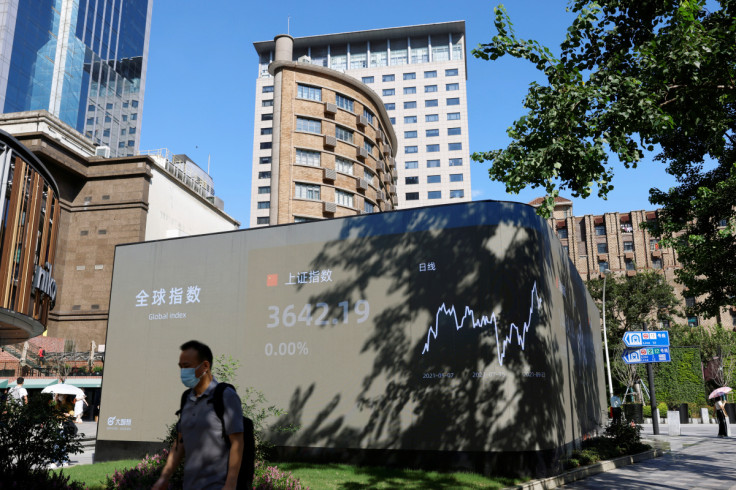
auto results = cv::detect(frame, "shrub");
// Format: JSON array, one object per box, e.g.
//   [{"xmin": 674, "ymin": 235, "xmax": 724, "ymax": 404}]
[
  {"xmin": 657, "ymin": 402, "xmax": 668, "ymax": 415},
  {"xmin": 254, "ymin": 461, "xmax": 309, "ymax": 489},
  {"xmin": 643, "ymin": 405, "xmax": 652, "ymax": 418},
  {"xmin": 0, "ymin": 467, "xmax": 85, "ymax": 489},
  {"xmin": 105, "ymin": 450, "xmax": 180, "ymax": 489}
]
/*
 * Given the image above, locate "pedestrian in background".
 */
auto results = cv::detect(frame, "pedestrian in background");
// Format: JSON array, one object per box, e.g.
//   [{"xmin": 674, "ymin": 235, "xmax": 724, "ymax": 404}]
[
  {"xmin": 8, "ymin": 377, "xmax": 28, "ymax": 404},
  {"xmin": 716, "ymin": 395, "xmax": 728, "ymax": 438}
]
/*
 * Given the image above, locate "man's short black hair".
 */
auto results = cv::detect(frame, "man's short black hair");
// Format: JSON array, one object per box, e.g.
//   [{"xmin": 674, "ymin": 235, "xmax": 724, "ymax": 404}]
[
  {"xmin": 16, "ymin": 377, "xmax": 24, "ymax": 384},
  {"xmin": 180, "ymin": 340, "xmax": 213, "ymax": 366}
]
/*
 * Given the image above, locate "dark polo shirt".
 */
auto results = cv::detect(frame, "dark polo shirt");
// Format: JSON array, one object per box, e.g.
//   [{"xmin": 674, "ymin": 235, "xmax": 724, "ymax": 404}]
[{"xmin": 179, "ymin": 378, "xmax": 244, "ymax": 489}]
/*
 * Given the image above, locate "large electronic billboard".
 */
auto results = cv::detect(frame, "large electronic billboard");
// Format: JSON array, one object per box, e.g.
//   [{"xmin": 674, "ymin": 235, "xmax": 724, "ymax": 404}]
[{"xmin": 97, "ymin": 200, "xmax": 605, "ymax": 473}]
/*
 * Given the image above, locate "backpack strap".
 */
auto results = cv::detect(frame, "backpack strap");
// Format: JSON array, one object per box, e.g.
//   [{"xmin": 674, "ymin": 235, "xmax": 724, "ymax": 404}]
[
  {"xmin": 176, "ymin": 389, "xmax": 190, "ymax": 417},
  {"xmin": 209, "ymin": 382, "xmax": 233, "ymax": 446}
]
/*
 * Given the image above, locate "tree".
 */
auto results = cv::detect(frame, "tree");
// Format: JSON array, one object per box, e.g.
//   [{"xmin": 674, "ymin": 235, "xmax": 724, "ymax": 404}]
[{"xmin": 473, "ymin": 1, "xmax": 736, "ymax": 317}]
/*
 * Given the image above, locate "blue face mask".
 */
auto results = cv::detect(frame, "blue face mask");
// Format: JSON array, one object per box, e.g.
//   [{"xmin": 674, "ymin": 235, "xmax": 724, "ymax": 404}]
[{"xmin": 180, "ymin": 362, "xmax": 203, "ymax": 388}]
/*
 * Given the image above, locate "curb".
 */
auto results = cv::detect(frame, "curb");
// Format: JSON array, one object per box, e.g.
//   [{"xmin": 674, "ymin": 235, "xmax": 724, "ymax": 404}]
[{"xmin": 506, "ymin": 448, "xmax": 667, "ymax": 490}]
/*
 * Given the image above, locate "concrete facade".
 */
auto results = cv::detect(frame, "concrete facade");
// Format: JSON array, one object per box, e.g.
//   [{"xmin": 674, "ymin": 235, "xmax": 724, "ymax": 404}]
[
  {"xmin": 0, "ymin": 111, "xmax": 239, "ymax": 347},
  {"xmin": 251, "ymin": 22, "xmax": 471, "ymax": 227}
]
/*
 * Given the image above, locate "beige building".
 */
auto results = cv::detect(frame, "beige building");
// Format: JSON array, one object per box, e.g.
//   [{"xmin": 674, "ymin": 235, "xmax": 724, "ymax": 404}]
[
  {"xmin": 254, "ymin": 35, "xmax": 398, "ymax": 225},
  {"xmin": 532, "ymin": 196, "xmax": 736, "ymax": 329},
  {"xmin": 0, "ymin": 111, "xmax": 239, "ymax": 346}
]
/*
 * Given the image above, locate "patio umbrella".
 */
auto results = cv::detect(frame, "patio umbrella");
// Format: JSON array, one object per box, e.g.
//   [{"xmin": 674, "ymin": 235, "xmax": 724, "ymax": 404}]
[
  {"xmin": 41, "ymin": 383, "xmax": 84, "ymax": 398},
  {"xmin": 708, "ymin": 386, "xmax": 732, "ymax": 399}
]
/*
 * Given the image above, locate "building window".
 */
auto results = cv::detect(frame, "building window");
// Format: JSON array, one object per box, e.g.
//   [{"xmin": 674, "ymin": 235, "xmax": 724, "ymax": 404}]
[
  {"xmin": 447, "ymin": 97, "xmax": 460, "ymax": 106},
  {"xmin": 336, "ymin": 94, "xmax": 354, "ymax": 111},
  {"xmin": 650, "ymin": 239, "xmax": 660, "ymax": 251},
  {"xmin": 403, "ymin": 72, "xmax": 416, "ymax": 80},
  {"xmin": 404, "ymin": 130, "xmax": 417, "ymax": 139},
  {"xmin": 597, "ymin": 242, "xmax": 608, "ymax": 254},
  {"xmin": 257, "ymin": 201, "xmax": 270, "ymax": 209},
  {"xmin": 424, "ymin": 70, "xmax": 437, "ymax": 78},
  {"xmin": 428, "ymin": 190, "xmax": 442, "ymax": 199},
  {"xmin": 258, "ymin": 186, "xmax": 270, "ymax": 194},
  {"xmin": 362, "ymin": 76, "xmax": 374, "ymax": 84},
  {"xmin": 404, "ymin": 101, "xmax": 417, "ymax": 109},
  {"xmin": 364, "ymin": 201, "xmax": 375, "ymax": 213},
  {"xmin": 450, "ymin": 189, "xmax": 464, "ymax": 199},
  {"xmin": 382, "ymin": 74, "xmax": 395, "ymax": 82},
  {"xmin": 405, "ymin": 146, "xmax": 418, "ymax": 154},
  {"xmin": 262, "ymin": 99, "xmax": 274, "ymax": 107},
  {"xmin": 363, "ymin": 140, "xmax": 374, "ymax": 154},
  {"xmin": 625, "ymin": 259, "xmax": 635, "ymax": 270},
  {"xmin": 260, "ymin": 128, "xmax": 272, "ymax": 135},
  {"xmin": 427, "ymin": 175, "xmax": 441, "ymax": 184},
  {"xmin": 623, "ymin": 241, "xmax": 634, "ymax": 251},
  {"xmin": 718, "ymin": 218, "xmax": 728, "ymax": 227},
  {"xmin": 594, "ymin": 224, "xmax": 606, "ymax": 236},
  {"xmin": 448, "ymin": 142, "xmax": 462, "ymax": 151},
  {"xmin": 652, "ymin": 258, "xmax": 662, "ymax": 269},
  {"xmin": 259, "ymin": 157, "xmax": 272, "ymax": 164},
  {"xmin": 687, "ymin": 316, "xmax": 699, "ymax": 327},
  {"xmin": 448, "ymin": 112, "xmax": 461, "ymax": 120},
  {"xmin": 382, "ymin": 88, "xmax": 395, "ymax": 96},
  {"xmin": 336, "ymin": 157, "xmax": 354, "ymax": 174},
  {"xmin": 427, "ymin": 144, "xmax": 440, "ymax": 152},
  {"xmin": 446, "ymin": 83, "xmax": 460, "ymax": 91},
  {"xmin": 103, "ymin": 129, "xmax": 110, "ymax": 137},
  {"xmin": 364, "ymin": 168, "xmax": 375, "ymax": 183},
  {"xmin": 385, "ymin": 103, "xmax": 395, "ymax": 110},
  {"xmin": 260, "ymin": 142, "xmax": 272, "ymax": 149},
  {"xmin": 297, "ymin": 84, "xmax": 321, "ymax": 101},
  {"xmin": 448, "ymin": 127, "xmax": 461, "ymax": 136},
  {"xmin": 295, "ymin": 183, "xmax": 321, "ymax": 200},
  {"xmin": 427, "ymin": 159, "xmax": 440, "ymax": 168},
  {"xmin": 449, "ymin": 173, "xmax": 463, "ymax": 182},
  {"xmin": 296, "ymin": 149, "xmax": 321, "ymax": 167},
  {"xmin": 598, "ymin": 261, "xmax": 609, "ymax": 273},
  {"xmin": 389, "ymin": 117, "xmax": 396, "ymax": 124},
  {"xmin": 426, "ymin": 129, "xmax": 439, "ymax": 137},
  {"xmin": 406, "ymin": 192, "xmax": 419, "ymax": 201},
  {"xmin": 558, "ymin": 228, "xmax": 568, "ymax": 239},
  {"xmin": 446, "ymin": 68, "xmax": 459, "ymax": 76},
  {"xmin": 449, "ymin": 158, "xmax": 463, "ymax": 166},
  {"xmin": 335, "ymin": 189, "xmax": 354, "ymax": 207},
  {"xmin": 258, "ymin": 171, "xmax": 271, "ymax": 179},
  {"xmin": 335, "ymin": 126, "xmax": 354, "ymax": 143},
  {"xmin": 404, "ymin": 87, "xmax": 416, "ymax": 95},
  {"xmin": 404, "ymin": 116, "xmax": 417, "ymax": 124},
  {"xmin": 257, "ymin": 217, "xmax": 270, "ymax": 225},
  {"xmin": 620, "ymin": 222, "xmax": 634, "ymax": 233},
  {"xmin": 261, "ymin": 113, "xmax": 273, "ymax": 121},
  {"xmin": 405, "ymin": 176, "xmax": 419, "ymax": 185},
  {"xmin": 425, "ymin": 114, "xmax": 439, "ymax": 122},
  {"xmin": 405, "ymin": 161, "xmax": 418, "ymax": 169},
  {"xmin": 424, "ymin": 85, "xmax": 438, "ymax": 93},
  {"xmin": 262, "ymin": 85, "xmax": 274, "ymax": 93},
  {"xmin": 425, "ymin": 99, "xmax": 438, "ymax": 107},
  {"xmin": 685, "ymin": 296, "xmax": 696, "ymax": 308},
  {"xmin": 131, "ymin": 113, "xmax": 138, "ymax": 121},
  {"xmin": 363, "ymin": 108, "xmax": 374, "ymax": 124}
]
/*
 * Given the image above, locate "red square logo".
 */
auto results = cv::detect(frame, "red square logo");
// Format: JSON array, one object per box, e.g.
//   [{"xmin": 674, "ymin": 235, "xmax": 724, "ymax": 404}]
[
  {"xmin": 266, "ymin": 274, "xmax": 278, "ymax": 287},
  {"xmin": 643, "ymin": 333, "xmax": 649, "ymax": 339}
]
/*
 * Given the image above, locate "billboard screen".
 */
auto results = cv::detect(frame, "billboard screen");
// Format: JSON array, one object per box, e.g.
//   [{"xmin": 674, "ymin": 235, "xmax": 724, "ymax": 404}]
[{"xmin": 97, "ymin": 201, "xmax": 604, "ymax": 464}]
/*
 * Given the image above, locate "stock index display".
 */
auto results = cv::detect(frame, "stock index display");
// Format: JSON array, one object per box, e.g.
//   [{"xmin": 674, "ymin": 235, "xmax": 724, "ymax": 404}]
[{"xmin": 98, "ymin": 200, "xmax": 604, "ymax": 466}]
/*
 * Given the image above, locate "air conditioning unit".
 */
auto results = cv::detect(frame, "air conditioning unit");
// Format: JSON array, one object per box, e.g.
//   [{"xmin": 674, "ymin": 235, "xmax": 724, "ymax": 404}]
[
  {"xmin": 377, "ymin": 190, "xmax": 385, "ymax": 201},
  {"xmin": 323, "ymin": 168, "xmax": 337, "ymax": 181},
  {"xmin": 391, "ymin": 169, "xmax": 398, "ymax": 180},
  {"xmin": 325, "ymin": 102, "xmax": 337, "ymax": 115},
  {"xmin": 95, "ymin": 146, "xmax": 111, "ymax": 158},
  {"xmin": 357, "ymin": 115, "xmax": 369, "ymax": 127},
  {"xmin": 376, "ymin": 130, "xmax": 385, "ymax": 143},
  {"xmin": 376, "ymin": 160, "xmax": 385, "ymax": 173},
  {"xmin": 324, "ymin": 135, "xmax": 337, "ymax": 147},
  {"xmin": 357, "ymin": 178, "xmax": 368, "ymax": 191},
  {"xmin": 389, "ymin": 185, "xmax": 397, "ymax": 195},
  {"xmin": 323, "ymin": 201, "xmax": 337, "ymax": 213},
  {"xmin": 357, "ymin": 147, "xmax": 368, "ymax": 159}
]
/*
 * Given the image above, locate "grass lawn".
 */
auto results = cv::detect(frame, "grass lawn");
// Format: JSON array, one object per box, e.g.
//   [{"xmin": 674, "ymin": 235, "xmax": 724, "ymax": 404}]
[{"xmin": 55, "ymin": 460, "xmax": 520, "ymax": 489}]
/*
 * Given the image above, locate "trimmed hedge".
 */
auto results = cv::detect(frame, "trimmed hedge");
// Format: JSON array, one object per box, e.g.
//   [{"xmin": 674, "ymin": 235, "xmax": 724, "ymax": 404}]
[{"xmin": 653, "ymin": 347, "xmax": 706, "ymax": 406}]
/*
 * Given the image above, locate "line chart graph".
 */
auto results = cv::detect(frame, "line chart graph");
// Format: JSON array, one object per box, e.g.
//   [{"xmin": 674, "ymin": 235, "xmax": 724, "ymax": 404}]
[{"xmin": 420, "ymin": 282, "xmax": 543, "ymax": 366}]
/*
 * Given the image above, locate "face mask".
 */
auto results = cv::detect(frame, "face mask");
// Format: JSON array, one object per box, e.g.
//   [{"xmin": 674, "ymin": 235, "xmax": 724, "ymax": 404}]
[{"xmin": 180, "ymin": 362, "xmax": 203, "ymax": 388}]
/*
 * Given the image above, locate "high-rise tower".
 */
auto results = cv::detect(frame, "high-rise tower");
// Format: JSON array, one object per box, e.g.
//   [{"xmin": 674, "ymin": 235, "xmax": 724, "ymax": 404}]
[
  {"xmin": 0, "ymin": 0, "xmax": 152, "ymax": 156},
  {"xmin": 251, "ymin": 22, "xmax": 470, "ymax": 227}
]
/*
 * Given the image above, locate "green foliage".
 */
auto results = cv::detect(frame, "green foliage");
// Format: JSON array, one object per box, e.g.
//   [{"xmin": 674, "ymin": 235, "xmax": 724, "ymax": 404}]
[
  {"xmin": 473, "ymin": 1, "xmax": 736, "ymax": 315},
  {"xmin": 657, "ymin": 402, "xmax": 668, "ymax": 415},
  {"xmin": 642, "ymin": 404, "xmax": 651, "ymax": 418},
  {"xmin": 105, "ymin": 451, "xmax": 171, "ymax": 489},
  {"xmin": 0, "ymin": 467, "xmax": 85, "ymax": 489},
  {"xmin": 562, "ymin": 422, "xmax": 650, "ymax": 470},
  {"xmin": 0, "ymin": 394, "xmax": 83, "ymax": 475},
  {"xmin": 653, "ymin": 347, "xmax": 706, "ymax": 406}
]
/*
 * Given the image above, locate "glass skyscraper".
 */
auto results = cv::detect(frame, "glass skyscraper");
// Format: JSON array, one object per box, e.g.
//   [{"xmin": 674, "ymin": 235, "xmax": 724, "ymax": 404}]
[{"xmin": 0, "ymin": 0, "xmax": 152, "ymax": 156}]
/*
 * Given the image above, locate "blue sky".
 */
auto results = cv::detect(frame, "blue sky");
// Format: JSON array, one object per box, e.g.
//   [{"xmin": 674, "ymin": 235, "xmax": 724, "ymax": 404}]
[{"xmin": 139, "ymin": 1, "xmax": 678, "ymax": 226}]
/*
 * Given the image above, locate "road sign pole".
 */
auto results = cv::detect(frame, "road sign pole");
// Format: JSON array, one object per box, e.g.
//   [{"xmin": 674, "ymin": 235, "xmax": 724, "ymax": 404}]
[{"xmin": 645, "ymin": 326, "xmax": 660, "ymax": 436}]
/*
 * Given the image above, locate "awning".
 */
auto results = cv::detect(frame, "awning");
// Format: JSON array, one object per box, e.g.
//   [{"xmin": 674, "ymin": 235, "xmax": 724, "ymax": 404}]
[
  {"xmin": 66, "ymin": 378, "xmax": 102, "ymax": 388},
  {"xmin": 5, "ymin": 378, "xmax": 58, "ymax": 389},
  {"xmin": 0, "ymin": 379, "xmax": 7, "ymax": 388}
]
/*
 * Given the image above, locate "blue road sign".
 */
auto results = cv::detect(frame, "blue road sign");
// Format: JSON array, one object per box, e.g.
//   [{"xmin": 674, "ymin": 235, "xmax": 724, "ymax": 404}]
[
  {"xmin": 622, "ymin": 347, "xmax": 672, "ymax": 364},
  {"xmin": 622, "ymin": 330, "xmax": 670, "ymax": 347}
]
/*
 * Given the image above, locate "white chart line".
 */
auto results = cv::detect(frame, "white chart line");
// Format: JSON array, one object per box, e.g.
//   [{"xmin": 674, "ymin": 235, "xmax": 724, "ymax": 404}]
[{"xmin": 420, "ymin": 282, "xmax": 542, "ymax": 366}]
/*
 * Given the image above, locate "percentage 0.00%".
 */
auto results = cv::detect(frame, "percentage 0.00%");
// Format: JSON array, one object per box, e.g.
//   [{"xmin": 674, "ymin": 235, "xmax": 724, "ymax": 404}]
[{"xmin": 265, "ymin": 341, "xmax": 309, "ymax": 357}]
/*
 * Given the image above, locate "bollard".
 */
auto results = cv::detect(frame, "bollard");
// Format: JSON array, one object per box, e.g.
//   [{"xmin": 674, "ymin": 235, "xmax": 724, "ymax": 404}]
[
  {"xmin": 701, "ymin": 408, "xmax": 710, "ymax": 424},
  {"xmin": 667, "ymin": 411, "xmax": 681, "ymax": 436}
]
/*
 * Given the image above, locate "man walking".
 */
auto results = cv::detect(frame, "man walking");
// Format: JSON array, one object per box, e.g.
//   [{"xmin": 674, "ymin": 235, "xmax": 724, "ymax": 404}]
[
  {"xmin": 8, "ymin": 377, "xmax": 28, "ymax": 405},
  {"xmin": 153, "ymin": 341, "xmax": 244, "ymax": 490}
]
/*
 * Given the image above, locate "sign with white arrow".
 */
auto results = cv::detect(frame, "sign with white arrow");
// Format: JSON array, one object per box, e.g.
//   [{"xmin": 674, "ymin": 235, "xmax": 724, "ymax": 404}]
[
  {"xmin": 622, "ymin": 347, "xmax": 671, "ymax": 364},
  {"xmin": 622, "ymin": 330, "xmax": 670, "ymax": 348}
]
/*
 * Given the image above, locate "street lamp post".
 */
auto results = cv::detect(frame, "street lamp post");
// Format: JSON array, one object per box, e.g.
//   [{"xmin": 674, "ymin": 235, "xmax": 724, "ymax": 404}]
[{"xmin": 602, "ymin": 269, "xmax": 614, "ymax": 401}]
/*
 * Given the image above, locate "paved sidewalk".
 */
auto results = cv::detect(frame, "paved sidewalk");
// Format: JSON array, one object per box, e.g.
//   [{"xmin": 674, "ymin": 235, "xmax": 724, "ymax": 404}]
[
  {"xmin": 563, "ymin": 423, "xmax": 736, "ymax": 489},
  {"xmin": 66, "ymin": 421, "xmax": 97, "ymax": 467}
]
